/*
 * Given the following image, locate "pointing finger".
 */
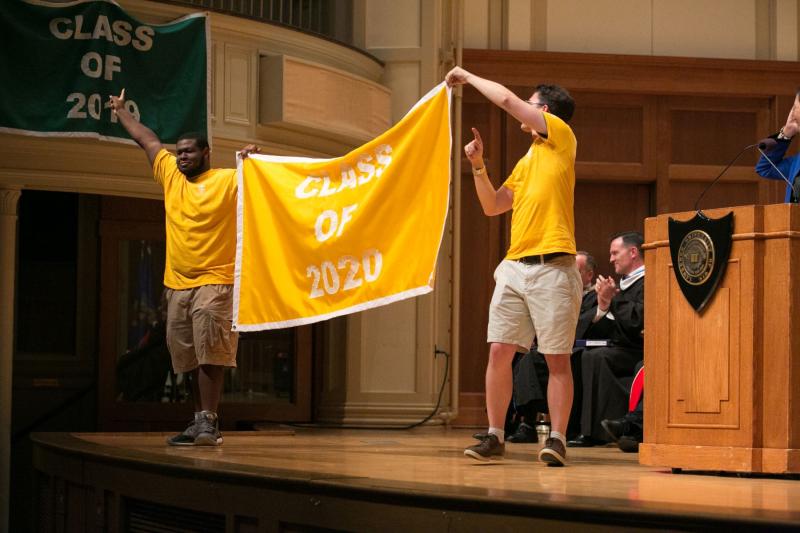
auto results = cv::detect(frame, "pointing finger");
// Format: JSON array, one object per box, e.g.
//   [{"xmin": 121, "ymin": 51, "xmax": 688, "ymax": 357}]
[{"xmin": 471, "ymin": 128, "xmax": 482, "ymax": 144}]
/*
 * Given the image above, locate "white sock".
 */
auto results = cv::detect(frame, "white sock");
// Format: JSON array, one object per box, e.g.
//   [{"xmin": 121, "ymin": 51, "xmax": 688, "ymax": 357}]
[
  {"xmin": 488, "ymin": 427, "xmax": 505, "ymax": 443},
  {"xmin": 550, "ymin": 431, "xmax": 566, "ymax": 446}
]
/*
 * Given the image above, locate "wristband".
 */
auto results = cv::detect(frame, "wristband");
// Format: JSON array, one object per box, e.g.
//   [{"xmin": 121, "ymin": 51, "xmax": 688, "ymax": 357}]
[{"xmin": 472, "ymin": 166, "xmax": 486, "ymax": 175}]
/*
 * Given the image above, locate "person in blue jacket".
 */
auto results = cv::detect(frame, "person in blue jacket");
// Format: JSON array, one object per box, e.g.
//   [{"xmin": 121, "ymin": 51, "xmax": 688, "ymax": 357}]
[{"xmin": 756, "ymin": 91, "xmax": 800, "ymax": 202}]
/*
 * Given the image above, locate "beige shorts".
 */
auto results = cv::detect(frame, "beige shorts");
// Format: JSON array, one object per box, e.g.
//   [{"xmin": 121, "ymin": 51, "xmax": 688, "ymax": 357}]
[
  {"xmin": 487, "ymin": 256, "xmax": 582, "ymax": 354},
  {"xmin": 165, "ymin": 284, "xmax": 239, "ymax": 373}
]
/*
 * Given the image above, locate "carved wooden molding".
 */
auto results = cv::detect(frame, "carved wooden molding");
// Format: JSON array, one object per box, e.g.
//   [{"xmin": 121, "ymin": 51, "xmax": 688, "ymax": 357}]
[
  {"xmin": 463, "ymin": 49, "xmax": 800, "ymax": 96},
  {"xmin": 259, "ymin": 55, "xmax": 391, "ymax": 144},
  {"xmin": 0, "ymin": 189, "xmax": 21, "ymax": 216}
]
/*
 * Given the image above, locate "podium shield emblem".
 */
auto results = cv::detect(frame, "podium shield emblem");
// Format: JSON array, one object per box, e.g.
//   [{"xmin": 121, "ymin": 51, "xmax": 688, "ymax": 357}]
[{"xmin": 668, "ymin": 211, "xmax": 734, "ymax": 313}]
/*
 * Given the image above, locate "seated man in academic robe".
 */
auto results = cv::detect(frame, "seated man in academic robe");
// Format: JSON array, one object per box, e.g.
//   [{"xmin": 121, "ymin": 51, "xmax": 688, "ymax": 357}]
[{"xmin": 568, "ymin": 231, "xmax": 644, "ymax": 447}]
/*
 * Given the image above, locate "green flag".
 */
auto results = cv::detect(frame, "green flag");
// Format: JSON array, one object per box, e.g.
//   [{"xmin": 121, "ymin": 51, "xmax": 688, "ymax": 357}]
[{"xmin": 0, "ymin": 0, "xmax": 209, "ymax": 144}]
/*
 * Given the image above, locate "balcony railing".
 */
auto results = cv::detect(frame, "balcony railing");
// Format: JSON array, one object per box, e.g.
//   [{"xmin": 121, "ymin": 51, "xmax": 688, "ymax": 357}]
[{"xmin": 165, "ymin": 0, "xmax": 353, "ymax": 44}]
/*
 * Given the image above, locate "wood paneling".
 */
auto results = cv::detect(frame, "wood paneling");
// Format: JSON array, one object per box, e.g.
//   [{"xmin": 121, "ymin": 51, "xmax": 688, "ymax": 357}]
[
  {"xmin": 671, "ymin": 181, "xmax": 761, "ymax": 213},
  {"xmin": 671, "ymin": 111, "xmax": 758, "ymax": 165},
  {"xmin": 461, "ymin": 49, "xmax": 800, "ymax": 96},
  {"xmin": 668, "ymin": 273, "xmax": 740, "ymax": 429},
  {"xmin": 259, "ymin": 55, "xmax": 391, "ymax": 144},
  {"xmin": 458, "ymin": 97, "xmax": 505, "ymax": 402},
  {"xmin": 572, "ymin": 96, "xmax": 645, "ymax": 164},
  {"xmin": 457, "ymin": 50, "xmax": 797, "ymax": 424},
  {"xmin": 224, "ymin": 44, "xmax": 253, "ymax": 126},
  {"xmin": 574, "ymin": 183, "xmax": 650, "ymax": 279}
]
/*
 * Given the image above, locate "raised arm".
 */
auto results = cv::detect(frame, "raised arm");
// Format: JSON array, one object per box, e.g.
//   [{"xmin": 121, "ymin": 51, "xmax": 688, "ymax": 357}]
[
  {"xmin": 757, "ymin": 106, "xmax": 799, "ymax": 180},
  {"xmin": 446, "ymin": 66, "xmax": 547, "ymax": 136},
  {"xmin": 756, "ymin": 141, "xmax": 794, "ymax": 181},
  {"xmin": 464, "ymin": 128, "xmax": 513, "ymax": 216},
  {"xmin": 107, "ymin": 89, "xmax": 163, "ymax": 167}
]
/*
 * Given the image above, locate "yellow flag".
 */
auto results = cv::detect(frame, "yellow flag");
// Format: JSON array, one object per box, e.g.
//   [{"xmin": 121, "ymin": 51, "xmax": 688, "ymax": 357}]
[{"xmin": 234, "ymin": 83, "xmax": 451, "ymax": 330}]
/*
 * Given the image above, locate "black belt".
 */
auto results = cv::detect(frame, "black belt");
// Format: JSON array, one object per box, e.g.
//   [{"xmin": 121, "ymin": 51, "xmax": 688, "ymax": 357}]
[{"xmin": 517, "ymin": 252, "xmax": 572, "ymax": 265}]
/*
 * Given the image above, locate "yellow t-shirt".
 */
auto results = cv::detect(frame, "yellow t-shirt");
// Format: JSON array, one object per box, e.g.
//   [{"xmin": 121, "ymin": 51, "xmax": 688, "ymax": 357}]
[
  {"xmin": 153, "ymin": 149, "xmax": 238, "ymax": 289},
  {"xmin": 502, "ymin": 112, "xmax": 577, "ymax": 259}
]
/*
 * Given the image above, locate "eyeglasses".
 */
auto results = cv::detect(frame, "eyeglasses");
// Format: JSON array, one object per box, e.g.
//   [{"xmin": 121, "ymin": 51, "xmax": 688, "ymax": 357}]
[{"xmin": 526, "ymin": 101, "xmax": 545, "ymax": 107}]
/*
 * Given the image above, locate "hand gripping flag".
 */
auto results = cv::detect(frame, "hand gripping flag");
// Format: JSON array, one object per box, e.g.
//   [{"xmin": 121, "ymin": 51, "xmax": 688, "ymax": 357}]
[{"xmin": 234, "ymin": 83, "xmax": 451, "ymax": 330}]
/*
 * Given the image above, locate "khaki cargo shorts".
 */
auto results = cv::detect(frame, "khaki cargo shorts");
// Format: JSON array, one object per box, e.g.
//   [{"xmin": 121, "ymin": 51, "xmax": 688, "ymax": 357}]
[
  {"xmin": 487, "ymin": 256, "xmax": 582, "ymax": 354},
  {"xmin": 165, "ymin": 284, "xmax": 239, "ymax": 373}
]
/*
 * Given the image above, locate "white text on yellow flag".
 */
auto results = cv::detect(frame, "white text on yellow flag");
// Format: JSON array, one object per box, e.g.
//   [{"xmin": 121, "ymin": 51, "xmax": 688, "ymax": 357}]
[{"xmin": 233, "ymin": 83, "xmax": 451, "ymax": 330}]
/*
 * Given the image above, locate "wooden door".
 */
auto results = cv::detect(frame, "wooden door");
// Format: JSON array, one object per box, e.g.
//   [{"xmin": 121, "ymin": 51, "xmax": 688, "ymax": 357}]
[{"xmin": 97, "ymin": 196, "xmax": 311, "ymax": 430}]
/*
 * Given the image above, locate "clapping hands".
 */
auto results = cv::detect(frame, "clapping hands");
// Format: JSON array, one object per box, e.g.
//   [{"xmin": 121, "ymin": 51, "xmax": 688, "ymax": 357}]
[{"xmin": 595, "ymin": 275, "xmax": 619, "ymax": 311}]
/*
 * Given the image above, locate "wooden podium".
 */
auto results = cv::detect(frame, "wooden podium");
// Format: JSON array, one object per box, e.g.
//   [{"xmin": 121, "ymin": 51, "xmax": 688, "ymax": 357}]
[{"xmin": 639, "ymin": 204, "xmax": 800, "ymax": 474}]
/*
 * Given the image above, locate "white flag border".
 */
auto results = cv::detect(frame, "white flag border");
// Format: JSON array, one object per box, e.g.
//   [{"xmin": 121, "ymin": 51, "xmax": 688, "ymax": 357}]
[
  {"xmin": 234, "ymin": 286, "xmax": 434, "ymax": 332},
  {"xmin": 233, "ymin": 82, "xmax": 452, "ymax": 331}
]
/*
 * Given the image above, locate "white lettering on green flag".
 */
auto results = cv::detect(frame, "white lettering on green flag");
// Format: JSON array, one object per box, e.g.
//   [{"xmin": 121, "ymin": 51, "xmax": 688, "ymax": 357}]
[{"xmin": 0, "ymin": 0, "xmax": 209, "ymax": 144}]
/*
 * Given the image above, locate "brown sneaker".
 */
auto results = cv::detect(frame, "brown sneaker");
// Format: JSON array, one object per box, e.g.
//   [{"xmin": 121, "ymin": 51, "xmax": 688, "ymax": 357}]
[
  {"xmin": 194, "ymin": 410, "xmax": 223, "ymax": 446},
  {"xmin": 464, "ymin": 434, "xmax": 505, "ymax": 462},
  {"xmin": 538, "ymin": 437, "xmax": 567, "ymax": 466},
  {"xmin": 166, "ymin": 412, "xmax": 203, "ymax": 446}
]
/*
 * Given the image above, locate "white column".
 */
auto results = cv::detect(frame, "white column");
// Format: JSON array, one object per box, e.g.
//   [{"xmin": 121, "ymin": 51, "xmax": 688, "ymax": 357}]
[
  {"xmin": 0, "ymin": 188, "xmax": 20, "ymax": 533},
  {"xmin": 316, "ymin": 0, "xmax": 453, "ymax": 426}
]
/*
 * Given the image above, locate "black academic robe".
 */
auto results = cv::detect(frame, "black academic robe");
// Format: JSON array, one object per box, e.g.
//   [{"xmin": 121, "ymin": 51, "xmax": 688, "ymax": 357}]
[
  {"xmin": 582, "ymin": 278, "xmax": 644, "ymax": 349},
  {"xmin": 579, "ymin": 276, "xmax": 644, "ymax": 440},
  {"xmin": 575, "ymin": 288, "xmax": 599, "ymax": 340}
]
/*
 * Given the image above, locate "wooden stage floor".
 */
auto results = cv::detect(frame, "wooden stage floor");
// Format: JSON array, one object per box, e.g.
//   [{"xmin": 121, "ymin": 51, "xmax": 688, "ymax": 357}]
[{"xmin": 33, "ymin": 427, "xmax": 800, "ymax": 531}]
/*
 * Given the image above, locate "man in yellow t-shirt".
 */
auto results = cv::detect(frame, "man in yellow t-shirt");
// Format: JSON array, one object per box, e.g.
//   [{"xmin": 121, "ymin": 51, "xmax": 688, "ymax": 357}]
[
  {"xmin": 107, "ymin": 90, "xmax": 259, "ymax": 447},
  {"xmin": 446, "ymin": 68, "xmax": 582, "ymax": 466}
]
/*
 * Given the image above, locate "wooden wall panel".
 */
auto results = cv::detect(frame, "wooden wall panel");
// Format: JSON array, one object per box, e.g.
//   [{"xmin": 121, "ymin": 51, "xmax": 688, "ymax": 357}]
[
  {"xmin": 671, "ymin": 182, "xmax": 761, "ymax": 213},
  {"xmin": 259, "ymin": 55, "xmax": 391, "ymax": 144},
  {"xmin": 574, "ymin": 182, "xmax": 651, "ymax": 279},
  {"xmin": 668, "ymin": 270, "xmax": 741, "ymax": 435},
  {"xmin": 572, "ymin": 99, "xmax": 644, "ymax": 164},
  {"xmin": 670, "ymin": 110, "xmax": 759, "ymax": 166},
  {"xmin": 224, "ymin": 44, "xmax": 252, "ymax": 126},
  {"xmin": 459, "ymin": 98, "xmax": 505, "ymax": 403}
]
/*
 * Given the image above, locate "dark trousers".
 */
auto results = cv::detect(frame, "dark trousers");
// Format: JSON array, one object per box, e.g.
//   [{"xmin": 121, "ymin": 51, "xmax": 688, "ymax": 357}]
[
  {"xmin": 580, "ymin": 346, "xmax": 642, "ymax": 441},
  {"xmin": 513, "ymin": 349, "xmax": 583, "ymax": 439}
]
